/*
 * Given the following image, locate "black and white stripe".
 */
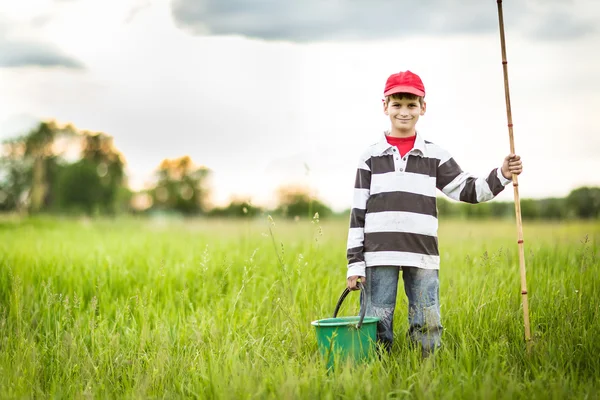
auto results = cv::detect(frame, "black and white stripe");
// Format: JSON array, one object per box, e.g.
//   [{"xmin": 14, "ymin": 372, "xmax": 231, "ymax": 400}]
[{"xmin": 346, "ymin": 132, "xmax": 510, "ymax": 278}]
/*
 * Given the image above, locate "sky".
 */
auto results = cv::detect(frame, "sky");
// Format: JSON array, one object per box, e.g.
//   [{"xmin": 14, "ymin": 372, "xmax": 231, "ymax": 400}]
[{"xmin": 1, "ymin": 0, "xmax": 599, "ymax": 211}]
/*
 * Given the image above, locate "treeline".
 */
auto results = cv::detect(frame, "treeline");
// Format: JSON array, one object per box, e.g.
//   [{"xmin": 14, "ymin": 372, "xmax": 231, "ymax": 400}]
[
  {"xmin": 436, "ymin": 188, "xmax": 600, "ymax": 220},
  {"xmin": 0, "ymin": 120, "xmax": 335, "ymax": 219},
  {"xmin": 1, "ymin": 120, "xmax": 598, "ymax": 220}
]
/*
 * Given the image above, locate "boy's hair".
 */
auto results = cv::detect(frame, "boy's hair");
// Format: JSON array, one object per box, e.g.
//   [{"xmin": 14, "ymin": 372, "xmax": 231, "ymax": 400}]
[{"xmin": 384, "ymin": 92, "xmax": 424, "ymax": 106}]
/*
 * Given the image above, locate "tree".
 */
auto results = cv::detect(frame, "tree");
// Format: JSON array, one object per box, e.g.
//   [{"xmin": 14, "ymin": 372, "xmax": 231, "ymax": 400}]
[
  {"xmin": 0, "ymin": 120, "xmax": 128, "ymax": 215},
  {"xmin": 150, "ymin": 156, "xmax": 210, "ymax": 215},
  {"xmin": 457, "ymin": 202, "xmax": 491, "ymax": 219},
  {"xmin": 208, "ymin": 198, "xmax": 263, "ymax": 218},
  {"xmin": 489, "ymin": 201, "xmax": 512, "ymax": 218},
  {"xmin": 25, "ymin": 121, "xmax": 57, "ymax": 213},
  {"xmin": 274, "ymin": 184, "xmax": 333, "ymax": 219},
  {"xmin": 0, "ymin": 139, "xmax": 30, "ymax": 212},
  {"xmin": 566, "ymin": 187, "xmax": 600, "ymax": 219},
  {"xmin": 0, "ymin": 121, "xmax": 76, "ymax": 213},
  {"xmin": 520, "ymin": 198, "xmax": 541, "ymax": 220},
  {"xmin": 80, "ymin": 132, "xmax": 126, "ymax": 214},
  {"xmin": 538, "ymin": 198, "xmax": 567, "ymax": 220},
  {"xmin": 55, "ymin": 159, "xmax": 104, "ymax": 214},
  {"xmin": 437, "ymin": 197, "xmax": 461, "ymax": 218}
]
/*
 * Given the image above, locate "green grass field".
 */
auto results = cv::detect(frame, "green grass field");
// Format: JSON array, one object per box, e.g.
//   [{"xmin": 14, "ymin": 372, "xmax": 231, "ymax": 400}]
[{"xmin": 1, "ymin": 215, "xmax": 598, "ymax": 399}]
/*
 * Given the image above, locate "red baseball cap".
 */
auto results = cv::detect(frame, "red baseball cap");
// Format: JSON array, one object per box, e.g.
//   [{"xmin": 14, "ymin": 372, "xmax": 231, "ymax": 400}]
[{"xmin": 384, "ymin": 70, "xmax": 425, "ymax": 97}]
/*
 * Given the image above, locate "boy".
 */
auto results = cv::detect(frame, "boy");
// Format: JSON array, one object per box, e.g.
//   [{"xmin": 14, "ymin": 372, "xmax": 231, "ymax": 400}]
[{"xmin": 345, "ymin": 70, "xmax": 523, "ymax": 356}]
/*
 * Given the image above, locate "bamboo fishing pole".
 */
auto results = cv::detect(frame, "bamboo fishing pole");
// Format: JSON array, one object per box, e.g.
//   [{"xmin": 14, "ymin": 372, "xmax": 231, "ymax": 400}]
[{"xmin": 496, "ymin": 0, "xmax": 532, "ymax": 350}]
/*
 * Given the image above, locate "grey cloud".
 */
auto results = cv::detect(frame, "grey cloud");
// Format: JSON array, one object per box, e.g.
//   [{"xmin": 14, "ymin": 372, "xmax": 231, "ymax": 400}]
[
  {"xmin": 0, "ymin": 39, "xmax": 85, "ymax": 69},
  {"xmin": 171, "ymin": 0, "xmax": 501, "ymax": 41},
  {"xmin": 526, "ymin": 12, "xmax": 596, "ymax": 41},
  {"xmin": 0, "ymin": 17, "xmax": 84, "ymax": 69},
  {"xmin": 170, "ymin": 0, "xmax": 597, "ymax": 42}
]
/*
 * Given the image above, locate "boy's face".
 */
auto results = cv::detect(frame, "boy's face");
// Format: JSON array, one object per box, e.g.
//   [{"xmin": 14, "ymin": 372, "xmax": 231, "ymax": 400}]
[{"xmin": 383, "ymin": 96, "xmax": 426, "ymax": 135}]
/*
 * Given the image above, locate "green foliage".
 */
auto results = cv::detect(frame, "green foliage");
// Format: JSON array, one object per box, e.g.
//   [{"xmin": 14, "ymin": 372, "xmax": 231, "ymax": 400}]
[
  {"xmin": 489, "ymin": 200, "xmax": 511, "ymax": 218},
  {"xmin": 274, "ymin": 186, "xmax": 333, "ymax": 219},
  {"xmin": 537, "ymin": 198, "xmax": 567, "ymax": 220},
  {"xmin": 276, "ymin": 195, "xmax": 333, "ymax": 220},
  {"xmin": 80, "ymin": 133, "xmax": 126, "ymax": 214},
  {"xmin": 55, "ymin": 160, "xmax": 102, "ymax": 214},
  {"xmin": 567, "ymin": 187, "xmax": 600, "ymax": 219},
  {"xmin": 520, "ymin": 198, "xmax": 540, "ymax": 220},
  {"xmin": 53, "ymin": 159, "xmax": 126, "ymax": 215},
  {"xmin": 435, "ymin": 196, "xmax": 456, "ymax": 217},
  {"xmin": 0, "ymin": 153, "xmax": 31, "ymax": 212},
  {"xmin": 149, "ymin": 156, "xmax": 210, "ymax": 215},
  {"xmin": 436, "ymin": 190, "xmax": 598, "ymax": 221},
  {"xmin": 115, "ymin": 186, "xmax": 134, "ymax": 214},
  {"xmin": 22, "ymin": 121, "xmax": 73, "ymax": 213},
  {"xmin": 0, "ymin": 121, "xmax": 125, "ymax": 216},
  {"xmin": 208, "ymin": 199, "xmax": 263, "ymax": 218},
  {"xmin": 0, "ymin": 217, "xmax": 598, "ymax": 398}
]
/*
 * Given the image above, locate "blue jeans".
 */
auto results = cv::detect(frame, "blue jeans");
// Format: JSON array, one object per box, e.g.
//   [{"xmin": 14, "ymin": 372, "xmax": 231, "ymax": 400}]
[{"xmin": 362, "ymin": 266, "xmax": 442, "ymax": 355}]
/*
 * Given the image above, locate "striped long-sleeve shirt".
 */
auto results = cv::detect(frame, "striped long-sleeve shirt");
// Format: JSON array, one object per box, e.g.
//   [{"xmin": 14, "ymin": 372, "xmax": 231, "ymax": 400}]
[{"xmin": 346, "ymin": 131, "xmax": 511, "ymax": 278}]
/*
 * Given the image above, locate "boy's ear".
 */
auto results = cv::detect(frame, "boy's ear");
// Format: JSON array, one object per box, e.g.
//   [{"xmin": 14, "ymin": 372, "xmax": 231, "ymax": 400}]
[
  {"xmin": 420, "ymin": 101, "xmax": 427, "ymax": 116},
  {"xmin": 382, "ymin": 99, "xmax": 389, "ymax": 115}
]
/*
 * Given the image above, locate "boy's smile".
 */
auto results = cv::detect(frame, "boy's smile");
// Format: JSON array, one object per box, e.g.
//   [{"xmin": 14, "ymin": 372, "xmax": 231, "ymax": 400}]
[{"xmin": 384, "ymin": 97, "xmax": 426, "ymax": 137}]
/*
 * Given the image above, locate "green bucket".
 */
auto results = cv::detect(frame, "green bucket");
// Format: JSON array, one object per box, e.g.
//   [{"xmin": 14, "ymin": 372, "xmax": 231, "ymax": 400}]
[{"xmin": 311, "ymin": 282, "xmax": 380, "ymax": 369}]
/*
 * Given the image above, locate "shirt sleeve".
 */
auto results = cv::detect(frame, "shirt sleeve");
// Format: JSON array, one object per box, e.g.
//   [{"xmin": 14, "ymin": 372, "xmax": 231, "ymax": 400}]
[
  {"xmin": 436, "ymin": 150, "xmax": 511, "ymax": 203},
  {"xmin": 346, "ymin": 156, "xmax": 371, "ymax": 278}
]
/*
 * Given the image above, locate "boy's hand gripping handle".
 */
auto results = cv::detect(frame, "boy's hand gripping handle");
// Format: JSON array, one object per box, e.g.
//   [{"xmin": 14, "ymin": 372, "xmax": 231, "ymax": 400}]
[{"xmin": 332, "ymin": 282, "xmax": 367, "ymax": 329}]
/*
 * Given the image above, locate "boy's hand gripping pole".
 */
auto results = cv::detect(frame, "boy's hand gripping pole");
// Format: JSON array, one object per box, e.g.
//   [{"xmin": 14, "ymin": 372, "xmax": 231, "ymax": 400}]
[{"xmin": 496, "ymin": 0, "xmax": 533, "ymax": 351}]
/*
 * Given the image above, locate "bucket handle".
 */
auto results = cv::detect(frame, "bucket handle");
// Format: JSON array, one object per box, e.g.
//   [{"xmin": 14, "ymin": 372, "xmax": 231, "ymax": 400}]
[{"xmin": 332, "ymin": 281, "xmax": 366, "ymax": 329}]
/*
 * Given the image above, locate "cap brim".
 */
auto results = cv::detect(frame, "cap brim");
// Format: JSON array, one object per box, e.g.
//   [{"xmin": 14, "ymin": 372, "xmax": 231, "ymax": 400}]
[{"xmin": 384, "ymin": 85, "xmax": 425, "ymax": 97}]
